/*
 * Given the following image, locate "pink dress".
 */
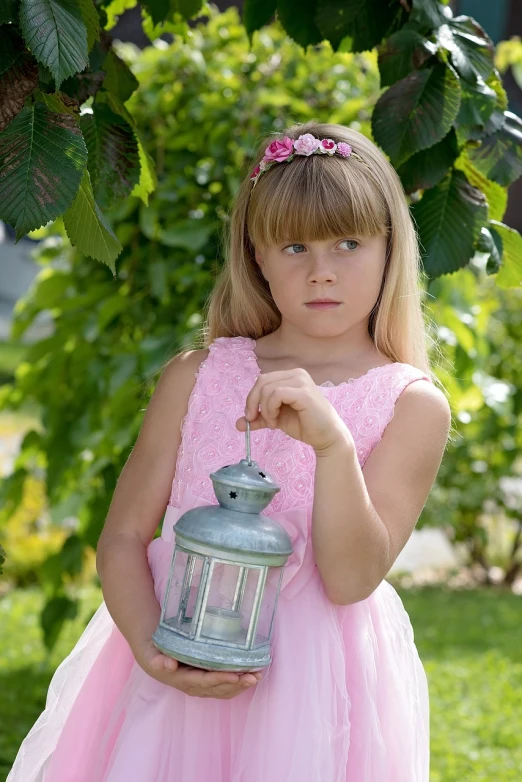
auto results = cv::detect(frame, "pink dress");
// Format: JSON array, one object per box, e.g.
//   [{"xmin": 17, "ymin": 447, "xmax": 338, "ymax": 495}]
[{"xmin": 8, "ymin": 336, "xmax": 432, "ymax": 782}]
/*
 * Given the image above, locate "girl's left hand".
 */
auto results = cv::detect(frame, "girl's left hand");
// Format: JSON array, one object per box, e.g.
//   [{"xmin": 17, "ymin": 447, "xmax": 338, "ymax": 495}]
[{"xmin": 235, "ymin": 368, "xmax": 354, "ymax": 454}]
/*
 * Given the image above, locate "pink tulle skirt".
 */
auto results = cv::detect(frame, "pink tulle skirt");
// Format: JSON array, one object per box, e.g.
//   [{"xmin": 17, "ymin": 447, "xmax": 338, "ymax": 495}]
[{"xmin": 7, "ymin": 505, "xmax": 429, "ymax": 782}]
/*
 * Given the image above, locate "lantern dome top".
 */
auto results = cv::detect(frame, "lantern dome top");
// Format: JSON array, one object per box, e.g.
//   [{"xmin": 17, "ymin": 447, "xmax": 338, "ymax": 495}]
[
  {"xmin": 210, "ymin": 457, "xmax": 280, "ymax": 513},
  {"xmin": 172, "ymin": 422, "xmax": 292, "ymax": 565},
  {"xmin": 173, "ymin": 503, "xmax": 292, "ymax": 565}
]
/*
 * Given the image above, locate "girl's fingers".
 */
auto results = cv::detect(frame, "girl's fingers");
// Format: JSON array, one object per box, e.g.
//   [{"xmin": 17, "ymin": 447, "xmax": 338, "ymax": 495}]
[
  {"xmin": 244, "ymin": 372, "xmax": 301, "ymax": 421},
  {"xmin": 236, "ymin": 413, "xmax": 268, "ymax": 431}
]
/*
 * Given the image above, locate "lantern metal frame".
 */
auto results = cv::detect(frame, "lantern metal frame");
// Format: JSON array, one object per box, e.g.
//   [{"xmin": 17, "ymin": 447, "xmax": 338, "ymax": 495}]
[{"xmin": 152, "ymin": 422, "xmax": 292, "ymax": 671}]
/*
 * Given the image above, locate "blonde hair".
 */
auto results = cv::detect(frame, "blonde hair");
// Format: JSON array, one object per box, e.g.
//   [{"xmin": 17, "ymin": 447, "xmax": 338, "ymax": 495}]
[{"xmin": 173, "ymin": 120, "xmax": 445, "ymax": 388}]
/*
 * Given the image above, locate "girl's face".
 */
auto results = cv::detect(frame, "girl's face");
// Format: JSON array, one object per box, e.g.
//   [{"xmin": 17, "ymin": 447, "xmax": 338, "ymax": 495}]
[{"xmin": 255, "ymin": 234, "xmax": 388, "ymax": 338}]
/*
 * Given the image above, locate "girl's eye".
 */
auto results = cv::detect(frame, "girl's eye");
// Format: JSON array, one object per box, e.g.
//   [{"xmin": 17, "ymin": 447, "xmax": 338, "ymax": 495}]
[
  {"xmin": 282, "ymin": 239, "xmax": 359, "ymax": 254},
  {"xmin": 340, "ymin": 239, "xmax": 359, "ymax": 251},
  {"xmin": 283, "ymin": 243, "xmax": 306, "ymax": 254}
]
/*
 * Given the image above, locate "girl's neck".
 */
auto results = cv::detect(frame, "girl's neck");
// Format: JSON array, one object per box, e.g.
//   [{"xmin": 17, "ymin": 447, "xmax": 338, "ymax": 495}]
[{"xmin": 252, "ymin": 331, "xmax": 393, "ymax": 387}]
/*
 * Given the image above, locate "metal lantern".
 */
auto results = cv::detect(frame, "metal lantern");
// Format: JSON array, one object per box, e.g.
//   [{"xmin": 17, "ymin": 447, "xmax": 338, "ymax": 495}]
[{"xmin": 152, "ymin": 421, "xmax": 293, "ymax": 671}]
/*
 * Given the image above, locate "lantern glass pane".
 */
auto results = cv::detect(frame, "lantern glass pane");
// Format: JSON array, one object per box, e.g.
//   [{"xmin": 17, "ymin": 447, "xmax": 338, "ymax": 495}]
[
  {"xmin": 252, "ymin": 566, "xmax": 280, "ymax": 648},
  {"xmin": 198, "ymin": 562, "xmax": 248, "ymax": 644},
  {"xmin": 163, "ymin": 550, "xmax": 204, "ymax": 635}
]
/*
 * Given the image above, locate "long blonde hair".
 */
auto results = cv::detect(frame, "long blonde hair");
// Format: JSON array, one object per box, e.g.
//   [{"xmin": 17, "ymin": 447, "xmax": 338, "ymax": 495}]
[{"xmin": 177, "ymin": 120, "xmax": 443, "ymax": 385}]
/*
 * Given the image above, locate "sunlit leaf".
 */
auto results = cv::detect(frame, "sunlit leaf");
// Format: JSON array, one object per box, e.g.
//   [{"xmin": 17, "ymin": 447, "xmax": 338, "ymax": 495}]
[
  {"xmin": 62, "ymin": 167, "xmax": 121, "ymax": 272},
  {"xmin": 489, "ymin": 221, "xmax": 522, "ymax": 288},
  {"xmin": 0, "ymin": 101, "xmax": 87, "ymax": 239}
]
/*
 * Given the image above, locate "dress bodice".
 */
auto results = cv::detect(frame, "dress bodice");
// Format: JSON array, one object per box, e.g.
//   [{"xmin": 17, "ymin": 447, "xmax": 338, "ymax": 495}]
[{"xmin": 168, "ymin": 336, "xmax": 432, "ymax": 516}]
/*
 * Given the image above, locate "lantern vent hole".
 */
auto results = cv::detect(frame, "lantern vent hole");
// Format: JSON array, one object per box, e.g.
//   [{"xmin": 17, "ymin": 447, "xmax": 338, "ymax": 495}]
[
  {"xmin": 259, "ymin": 471, "xmax": 266, "ymax": 478},
  {"xmin": 229, "ymin": 491, "xmax": 237, "ymax": 499}
]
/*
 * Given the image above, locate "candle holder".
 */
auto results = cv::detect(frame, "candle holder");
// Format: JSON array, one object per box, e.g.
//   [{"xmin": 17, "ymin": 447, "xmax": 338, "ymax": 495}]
[{"xmin": 152, "ymin": 421, "xmax": 293, "ymax": 671}]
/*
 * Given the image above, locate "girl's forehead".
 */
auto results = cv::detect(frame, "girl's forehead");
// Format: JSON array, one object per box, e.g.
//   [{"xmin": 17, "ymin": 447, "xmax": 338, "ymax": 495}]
[{"xmin": 247, "ymin": 162, "xmax": 390, "ymax": 249}]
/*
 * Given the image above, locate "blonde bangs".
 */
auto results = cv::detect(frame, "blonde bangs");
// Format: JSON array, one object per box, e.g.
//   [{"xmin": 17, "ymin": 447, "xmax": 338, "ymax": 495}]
[{"xmin": 247, "ymin": 152, "xmax": 390, "ymax": 250}]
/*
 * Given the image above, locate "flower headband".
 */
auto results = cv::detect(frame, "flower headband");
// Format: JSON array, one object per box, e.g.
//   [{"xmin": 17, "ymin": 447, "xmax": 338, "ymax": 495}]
[{"xmin": 250, "ymin": 132, "xmax": 362, "ymax": 189}]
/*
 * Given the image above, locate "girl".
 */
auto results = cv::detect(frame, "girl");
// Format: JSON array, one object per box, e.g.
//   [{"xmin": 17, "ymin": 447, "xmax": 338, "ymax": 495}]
[{"xmin": 8, "ymin": 121, "xmax": 452, "ymax": 781}]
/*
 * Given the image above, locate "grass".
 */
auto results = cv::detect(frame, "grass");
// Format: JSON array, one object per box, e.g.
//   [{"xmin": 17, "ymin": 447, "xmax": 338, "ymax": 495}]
[{"xmin": 0, "ymin": 584, "xmax": 520, "ymax": 781}]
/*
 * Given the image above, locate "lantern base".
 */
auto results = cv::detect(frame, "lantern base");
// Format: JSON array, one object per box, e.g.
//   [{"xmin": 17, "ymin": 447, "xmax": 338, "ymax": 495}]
[{"xmin": 152, "ymin": 625, "xmax": 270, "ymax": 671}]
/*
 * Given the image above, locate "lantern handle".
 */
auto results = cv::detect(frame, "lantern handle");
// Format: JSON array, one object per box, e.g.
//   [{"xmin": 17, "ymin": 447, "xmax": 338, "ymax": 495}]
[{"xmin": 246, "ymin": 419, "xmax": 252, "ymax": 465}]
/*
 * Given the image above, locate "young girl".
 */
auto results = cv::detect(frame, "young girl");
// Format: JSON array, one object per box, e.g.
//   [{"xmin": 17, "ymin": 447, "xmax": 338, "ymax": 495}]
[{"xmin": 8, "ymin": 121, "xmax": 451, "ymax": 781}]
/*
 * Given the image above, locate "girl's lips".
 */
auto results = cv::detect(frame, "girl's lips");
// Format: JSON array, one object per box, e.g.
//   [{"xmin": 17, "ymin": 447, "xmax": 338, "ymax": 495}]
[{"xmin": 305, "ymin": 302, "xmax": 341, "ymax": 310}]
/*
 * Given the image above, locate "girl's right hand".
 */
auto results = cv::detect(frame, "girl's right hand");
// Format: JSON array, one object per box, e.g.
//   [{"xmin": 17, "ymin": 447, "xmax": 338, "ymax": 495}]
[{"xmin": 135, "ymin": 640, "xmax": 263, "ymax": 699}]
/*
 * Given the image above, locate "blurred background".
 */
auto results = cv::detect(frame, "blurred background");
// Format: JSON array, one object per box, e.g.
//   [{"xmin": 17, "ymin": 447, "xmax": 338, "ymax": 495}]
[{"xmin": 1, "ymin": 2, "xmax": 522, "ymax": 780}]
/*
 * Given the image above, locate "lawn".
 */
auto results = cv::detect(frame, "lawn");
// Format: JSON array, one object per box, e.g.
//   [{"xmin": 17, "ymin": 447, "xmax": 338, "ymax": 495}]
[{"xmin": 0, "ymin": 584, "xmax": 520, "ymax": 781}]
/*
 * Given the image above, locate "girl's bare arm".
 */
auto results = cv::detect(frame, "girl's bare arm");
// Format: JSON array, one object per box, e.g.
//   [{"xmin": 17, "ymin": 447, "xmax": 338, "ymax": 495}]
[{"xmin": 95, "ymin": 348, "xmax": 208, "ymax": 657}]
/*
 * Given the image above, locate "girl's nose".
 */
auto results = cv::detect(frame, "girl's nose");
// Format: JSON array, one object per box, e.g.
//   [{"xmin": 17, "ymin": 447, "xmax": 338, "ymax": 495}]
[{"xmin": 307, "ymin": 258, "xmax": 336, "ymax": 283}]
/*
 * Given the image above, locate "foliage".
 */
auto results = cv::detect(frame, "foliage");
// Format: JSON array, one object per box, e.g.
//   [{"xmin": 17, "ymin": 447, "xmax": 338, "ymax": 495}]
[
  {"xmin": 420, "ymin": 267, "xmax": 522, "ymax": 584},
  {"xmin": 495, "ymin": 36, "xmax": 522, "ymax": 90},
  {"xmin": 401, "ymin": 586, "xmax": 522, "ymax": 782},
  {"xmin": 0, "ymin": 1, "xmax": 521, "ymax": 281},
  {"xmin": 0, "ymin": 7, "xmax": 382, "ymax": 647},
  {"xmin": 1, "ymin": 583, "xmax": 521, "ymax": 780}
]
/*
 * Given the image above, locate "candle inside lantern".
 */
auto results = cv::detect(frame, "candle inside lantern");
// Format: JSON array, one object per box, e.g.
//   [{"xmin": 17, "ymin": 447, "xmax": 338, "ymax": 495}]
[{"xmin": 200, "ymin": 606, "xmax": 242, "ymax": 642}]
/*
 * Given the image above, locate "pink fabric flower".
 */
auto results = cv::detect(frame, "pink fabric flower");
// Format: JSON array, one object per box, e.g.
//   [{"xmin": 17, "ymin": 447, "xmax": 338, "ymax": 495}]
[
  {"xmin": 319, "ymin": 138, "xmax": 337, "ymax": 155},
  {"xmin": 263, "ymin": 136, "xmax": 295, "ymax": 162},
  {"xmin": 337, "ymin": 142, "xmax": 352, "ymax": 158},
  {"xmin": 293, "ymin": 133, "xmax": 321, "ymax": 156}
]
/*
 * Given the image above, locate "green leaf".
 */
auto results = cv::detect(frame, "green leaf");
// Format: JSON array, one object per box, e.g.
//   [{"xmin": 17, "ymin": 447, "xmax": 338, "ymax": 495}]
[
  {"xmin": 454, "ymin": 77, "xmax": 497, "ymax": 133},
  {"xmin": 489, "ymin": 221, "xmax": 522, "ymax": 288},
  {"xmin": 378, "ymin": 28, "xmax": 437, "ymax": 88},
  {"xmin": 0, "ymin": 543, "xmax": 5, "ymax": 575},
  {"xmin": 468, "ymin": 112, "xmax": 522, "ymax": 188},
  {"xmin": 277, "ymin": 0, "xmax": 324, "ymax": 49},
  {"xmin": 243, "ymin": 0, "xmax": 277, "ymax": 37},
  {"xmin": 101, "ymin": 49, "xmax": 140, "ymax": 103},
  {"xmin": 397, "ymin": 128, "xmax": 459, "ymax": 194},
  {"xmin": 141, "ymin": 0, "xmax": 171, "ymax": 26},
  {"xmin": 38, "ymin": 89, "xmax": 80, "ymax": 116},
  {"xmin": 77, "ymin": 0, "xmax": 100, "ymax": 52},
  {"xmin": 315, "ymin": 0, "xmax": 400, "ymax": 53},
  {"xmin": 19, "ymin": 0, "xmax": 90, "ymax": 90},
  {"xmin": 84, "ymin": 101, "xmax": 141, "ymax": 208},
  {"xmin": 41, "ymin": 594, "xmax": 78, "ymax": 650},
  {"xmin": 0, "ymin": 101, "xmax": 87, "ymax": 240},
  {"xmin": 372, "ymin": 62, "xmax": 461, "ymax": 167},
  {"xmin": 454, "ymin": 151, "xmax": 507, "ymax": 222},
  {"xmin": 0, "ymin": 467, "xmax": 27, "ymax": 514},
  {"xmin": 475, "ymin": 227, "xmax": 500, "ymax": 275},
  {"xmin": 411, "ymin": 0, "xmax": 449, "ymax": 31},
  {"xmin": 62, "ymin": 167, "xmax": 122, "ymax": 272},
  {"xmin": 160, "ymin": 218, "xmax": 215, "ymax": 251},
  {"xmin": 176, "ymin": 0, "xmax": 204, "ymax": 19},
  {"xmin": 104, "ymin": 0, "xmax": 138, "ymax": 30},
  {"xmin": 0, "ymin": 0, "xmax": 20, "ymax": 24},
  {"xmin": 0, "ymin": 52, "xmax": 39, "ymax": 132},
  {"xmin": 412, "ymin": 168, "xmax": 487, "ymax": 278},
  {"xmin": 130, "ymin": 135, "xmax": 157, "ymax": 206},
  {"xmin": 437, "ymin": 17, "xmax": 495, "ymax": 83},
  {"xmin": 59, "ymin": 534, "xmax": 84, "ymax": 576}
]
